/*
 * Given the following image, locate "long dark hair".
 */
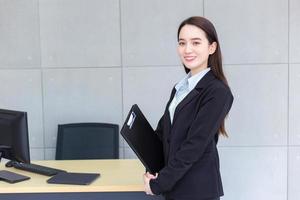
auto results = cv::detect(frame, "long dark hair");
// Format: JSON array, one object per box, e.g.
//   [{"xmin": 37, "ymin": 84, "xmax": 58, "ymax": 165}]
[{"xmin": 177, "ymin": 16, "xmax": 229, "ymax": 137}]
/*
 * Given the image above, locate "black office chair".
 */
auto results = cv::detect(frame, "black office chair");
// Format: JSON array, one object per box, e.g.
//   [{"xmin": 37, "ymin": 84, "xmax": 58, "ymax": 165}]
[{"xmin": 55, "ymin": 123, "xmax": 119, "ymax": 160}]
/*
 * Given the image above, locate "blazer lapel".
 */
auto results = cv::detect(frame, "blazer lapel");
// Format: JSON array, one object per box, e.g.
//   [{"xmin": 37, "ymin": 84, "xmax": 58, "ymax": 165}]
[
  {"xmin": 167, "ymin": 87, "xmax": 176, "ymax": 110},
  {"xmin": 164, "ymin": 87, "xmax": 176, "ymax": 137},
  {"xmin": 172, "ymin": 90, "xmax": 199, "ymax": 125},
  {"xmin": 172, "ymin": 70, "xmax": 216, "ymax": 124}
]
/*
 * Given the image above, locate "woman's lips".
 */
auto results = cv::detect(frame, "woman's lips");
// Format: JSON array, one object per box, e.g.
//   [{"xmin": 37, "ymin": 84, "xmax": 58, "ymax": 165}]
[{"xmin": 184, "ymin": 56, "xmax": 196, "ymax": 62}]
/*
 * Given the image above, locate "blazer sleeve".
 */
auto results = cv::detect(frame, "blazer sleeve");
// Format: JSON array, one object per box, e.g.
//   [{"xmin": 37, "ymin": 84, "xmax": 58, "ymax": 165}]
[{"xmin": 150, "ymin": 87, "xmax": 233, "ymax": 195}]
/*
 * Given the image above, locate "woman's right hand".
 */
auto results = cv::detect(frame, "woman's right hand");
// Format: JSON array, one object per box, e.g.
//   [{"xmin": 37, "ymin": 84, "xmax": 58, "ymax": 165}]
[{"xmin": 143, "ymin": 172, "xmax": 158, "ymax": 195}]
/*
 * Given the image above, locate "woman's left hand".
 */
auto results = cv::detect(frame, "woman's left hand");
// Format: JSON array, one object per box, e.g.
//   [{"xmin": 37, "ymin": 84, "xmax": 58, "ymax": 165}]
[{"xmin": 143, "ymin": 172, "xmax": 158, "ymax": 195}]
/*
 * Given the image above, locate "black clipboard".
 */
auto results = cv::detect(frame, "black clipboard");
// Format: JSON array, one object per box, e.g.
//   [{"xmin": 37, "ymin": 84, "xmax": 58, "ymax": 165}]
[
  {"xmin": 120, "ymin": 104, "xmax": 164, "ymax": 174},
  {"xmin": 47, "ymin": 172, "xmax": 100, "ymax": 185}
]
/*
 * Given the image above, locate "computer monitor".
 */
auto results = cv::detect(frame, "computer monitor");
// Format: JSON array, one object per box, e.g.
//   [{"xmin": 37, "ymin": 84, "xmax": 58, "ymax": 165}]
[{"xmin": 0, "ymin": 108, "xmax": 30, "ymax": 164}]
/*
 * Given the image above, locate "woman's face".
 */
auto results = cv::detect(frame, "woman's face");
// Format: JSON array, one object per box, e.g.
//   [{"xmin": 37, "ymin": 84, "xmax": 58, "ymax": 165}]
[{"xmin": 177, "ymin": 24, "xmax": 216, "ymax": 75}]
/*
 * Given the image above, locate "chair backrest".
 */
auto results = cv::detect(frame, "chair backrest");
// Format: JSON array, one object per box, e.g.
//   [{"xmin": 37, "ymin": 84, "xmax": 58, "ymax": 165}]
[{"xmin": 55, "ymin": 123, "xmax": 119, "ymax": 160}]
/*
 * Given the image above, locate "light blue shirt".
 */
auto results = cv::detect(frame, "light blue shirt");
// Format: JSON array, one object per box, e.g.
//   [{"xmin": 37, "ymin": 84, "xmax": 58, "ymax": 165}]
[{"xmin": 168, "ymin": 68, "xmax": 211, "ymax": 123}]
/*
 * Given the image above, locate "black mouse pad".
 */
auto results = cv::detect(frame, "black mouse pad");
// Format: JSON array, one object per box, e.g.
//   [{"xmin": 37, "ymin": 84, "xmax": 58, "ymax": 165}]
[
  {"xmin": 47, "ymin": 172, "xmax": 100, "ymax": 185},
  {"xmin": 0, "ymin": 170, "xmax": 30, "ymax": 183}
]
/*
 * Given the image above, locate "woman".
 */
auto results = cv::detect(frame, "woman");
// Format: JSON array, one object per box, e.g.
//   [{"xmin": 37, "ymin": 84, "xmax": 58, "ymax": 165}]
[{"xmin": 143, "ymin": 16, "xmax": 234, "ymax": 200}]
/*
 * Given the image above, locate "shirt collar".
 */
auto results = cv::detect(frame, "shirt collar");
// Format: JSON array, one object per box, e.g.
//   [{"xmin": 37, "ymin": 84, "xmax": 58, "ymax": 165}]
[
  {"xmin": 187, "ymin": 68, "xmax": 211, "ymax": 91},
  {"xmin": 175, "ymin": 73, "xmax": 190, "ymax": 91},
  {"xmin": 175, "ymin": 68, "xmax": 211, "ymax": 92}
]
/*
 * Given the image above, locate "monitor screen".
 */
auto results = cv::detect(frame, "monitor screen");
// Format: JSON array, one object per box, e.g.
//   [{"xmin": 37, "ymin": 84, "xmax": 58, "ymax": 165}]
[{"xmin": 0, "ymin": 108, "xmax": 30, "ymax": 163}]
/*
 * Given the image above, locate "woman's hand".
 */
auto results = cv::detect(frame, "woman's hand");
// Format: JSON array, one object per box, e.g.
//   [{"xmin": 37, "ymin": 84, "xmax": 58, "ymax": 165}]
[{"xmin": 143, "ymin": 172, "xmax": 158, "ymax": 195}]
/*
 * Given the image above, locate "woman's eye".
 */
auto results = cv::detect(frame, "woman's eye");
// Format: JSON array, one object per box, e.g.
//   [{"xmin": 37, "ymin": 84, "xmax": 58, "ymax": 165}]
[
  {"xmin": 193, "ymin": 41, "xmax": 200, "ymax": 46},
  {"xmin": 178, "ymin": 42, "xmax": 185, "ymax": 46}
]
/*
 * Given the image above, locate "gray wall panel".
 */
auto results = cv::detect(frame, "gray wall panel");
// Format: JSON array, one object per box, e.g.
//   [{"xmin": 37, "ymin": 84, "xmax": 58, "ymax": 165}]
[
  {"xmin": 289, "ymin": 147, "xmax": 300, "ymax": 200},
  {"xmin": 221, "ymin": 65, "xmax": 288, "ymax": 146},
  {"xmin": 290, "ymin": 0, "xmax": 300, "ymax": 63},
  {"xmin": 205, "ymin": 0, "xmax": 288, "ymax": 64},
  {"xmin": 121, "ymin": 0, "xmax": 203, "ymax": 66},
  {"xmin": 0, "ymin": 70, "xmax": 44, "ymax": 148},
  {"xmin": 289, "ymin": 64, "xmax": 300, "ymax": 145},
  {"xmin": 42, "ymin": 68, "xmax": 122, "ymax": 149},
  {"xmin": 39, "ymin": 0, "xmax": 120, "ymax": 67},
  {"xmin": 45, "ymin": 148, "xmax": 55, "ymax": 160},
  {"xmin": 30, "ymin": 148, "xmax": 45, "ymax": 160},
  {"xmin": 0, "ymin": 0, "xmax": 40, "ymax": 67},
  {"xmin": 220, "ymin": 147, "xmax": 287, "ymax": 200}
]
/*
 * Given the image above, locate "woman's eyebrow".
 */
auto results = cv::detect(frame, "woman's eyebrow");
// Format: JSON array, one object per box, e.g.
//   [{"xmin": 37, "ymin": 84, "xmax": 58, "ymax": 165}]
[
  {"xmin": 191, "ymin": 38, "xmax": 202, "ymax": 41},
  {"xmin": 178, "ymin": 37, "xmax": 202, "ymax": 41}
]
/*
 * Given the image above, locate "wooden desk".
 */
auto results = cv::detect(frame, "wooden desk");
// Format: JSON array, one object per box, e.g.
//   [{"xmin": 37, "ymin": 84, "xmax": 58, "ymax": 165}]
[{"xmin": 0, "ymin": 159, "xmax": 163, "ymax": 200}]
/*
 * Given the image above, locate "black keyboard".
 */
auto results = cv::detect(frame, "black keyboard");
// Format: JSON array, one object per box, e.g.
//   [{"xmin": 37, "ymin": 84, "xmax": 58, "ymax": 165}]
[{"xmin": 11, "ymin": 162, "xmax": 66, "ymax": 176}]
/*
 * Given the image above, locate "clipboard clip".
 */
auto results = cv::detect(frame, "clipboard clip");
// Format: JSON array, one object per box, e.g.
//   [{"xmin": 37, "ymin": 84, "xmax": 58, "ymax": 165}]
[{"xmin": 126, "ymin": 111, "xmax": 136, "ymax": 129}]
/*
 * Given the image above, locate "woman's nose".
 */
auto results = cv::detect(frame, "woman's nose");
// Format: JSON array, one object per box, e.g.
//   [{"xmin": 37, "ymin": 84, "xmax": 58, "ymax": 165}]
[{"xmin": 184, "ymin": 43, "xmax": 193, "ymax": 53}]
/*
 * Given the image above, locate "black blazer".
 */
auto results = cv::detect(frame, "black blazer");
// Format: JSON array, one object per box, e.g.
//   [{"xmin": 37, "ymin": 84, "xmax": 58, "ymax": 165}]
[{"xmin": 150, "ymin": 70, "xmax": 233, "ymax": 200}]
